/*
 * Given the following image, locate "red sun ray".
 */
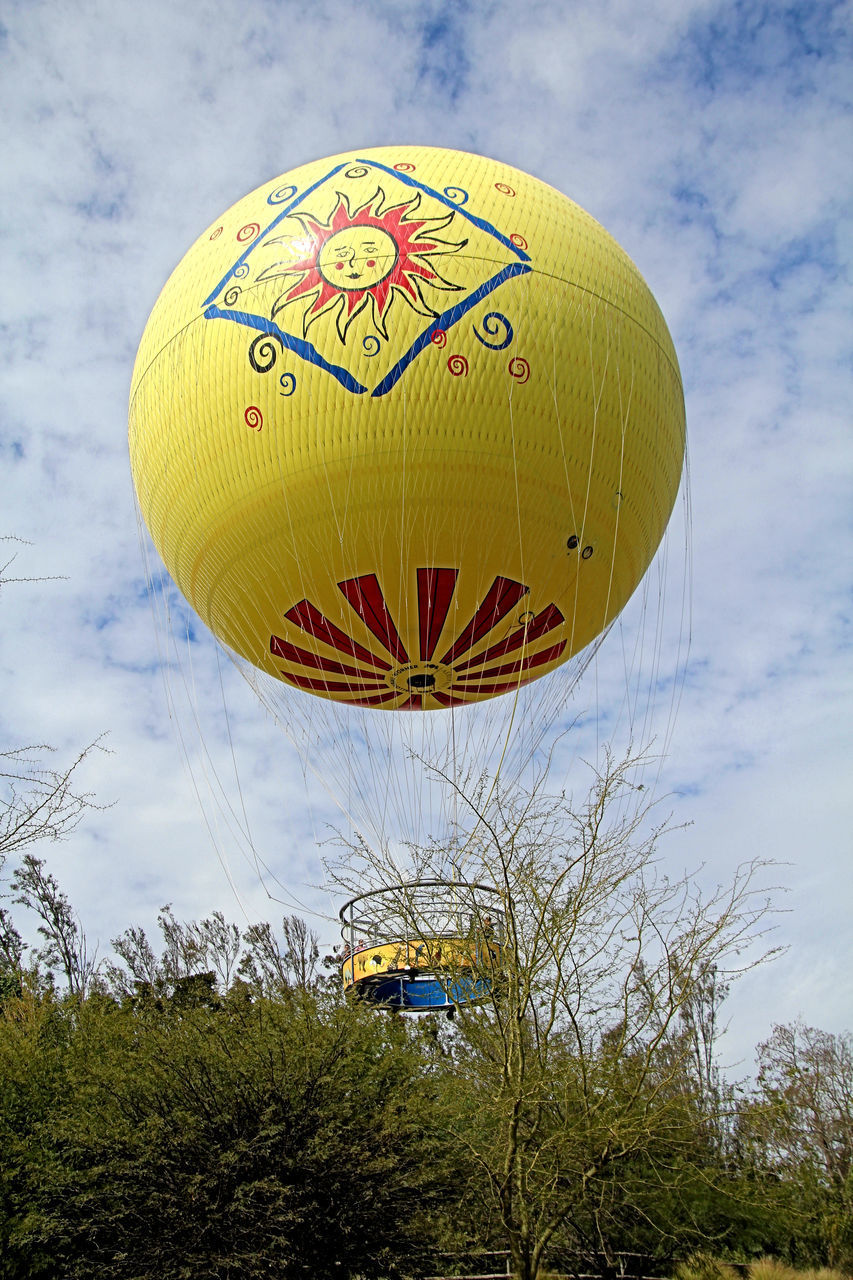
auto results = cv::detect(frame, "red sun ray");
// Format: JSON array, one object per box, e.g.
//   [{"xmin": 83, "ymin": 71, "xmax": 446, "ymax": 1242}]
[
  {"xmin": 338, "ymin": 574, "xmax": 409, "ymax": 665},
  {"xmin": 417, "ymin": 567, "xmax": 458, "ymax": 661},
  {"xmin": 439, "ymin": 576, "xmax": 530, "ymax": 666},
  {"xmin": 453, "ymin": 640, "xmax": 567, "ymax": 686},
  {"xmin": 282, "ymin": 672, "xmax": 389, "ymax": 695},
  {"xmin": 270, "ymin": 636, "xmax": 388, "ymax": 682},
  {"xmin": 279, "ymin": 600, "xmax": 390, "ymax": 670},
  {"xmin": 452, "ymin": 604, "xmax": 565, "ymax": 673}
]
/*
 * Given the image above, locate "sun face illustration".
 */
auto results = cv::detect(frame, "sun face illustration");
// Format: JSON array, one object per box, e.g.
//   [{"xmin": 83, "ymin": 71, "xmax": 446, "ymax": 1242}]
[
  {"xmin": 316, "ymin": 226, "xmax": 398, "ymax": 292},
  {"xmin": 258, "ymin": 189, "xmax": 468, "ymax": 342}
]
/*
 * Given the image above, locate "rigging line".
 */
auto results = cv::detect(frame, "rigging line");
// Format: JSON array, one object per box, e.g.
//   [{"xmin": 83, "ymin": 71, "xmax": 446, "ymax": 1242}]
[
  {"xmin": 215, "ymin": 644, "xmax": 256, "ymax": 851},
  {"xmin": 602, "ymin": 345, "xmax": 632, "ymax": 653},
  {"xmin": 622, "ymin": 577, "xmax": 658, "ymax": 750},
  {"xmin": 134, "ymin": 501, "xmax": 260, "ymax": 921},
  {"xmin": 560, "ymin": 292, "xmax": 603, "ymax": 675},
  {"xmin": 227, "ymin": 665, "xmax": 373, "ymax": 906},
  {"xmin": 648, "ymin": 535, "xmax": 671, "ymax": 749},
  {"xmin": 452, "ymin": 662, "xmax": 533, "ymax": 880},
  {"xmin": 654, "ymin": 427, "xmax": 693, "ymax": 766},
  {"xmin": 249, "ymin": 669, "xmax": 398, "ymax": 874},
  {"xmin": 639, "ymin": 530, "xmax": 670, "ymax": 757},
  {"xmin": 156, "ymin": 584, "xmax": 256, "ymax": 924},
  {"xmin": 172, "ymin": 613, "xmax": 259, "ymax": 864},
  {"xmin": 650, "ymin": 447, "xmax": 693, "ymax": 795},
  {"xmin": 259, "ymin": 663, "xmax": 388, "ymax": 886},
  {"xmin": 669, "ymin": 449, "xmax": 694, "ymax": 731},
  {"xmin": 142, "ymin": 391, "xmax": 298, "ymax": 917},
  {"xmin": 452, "ymin": 312, "xmax": 539, "ymax": 877},
  {"xmin": 170, "ymin": 608, "xmax": 329, "ymax": 918},
  {"xmin": 139, "ymin": 378, "xmax": 262, "ymax": 885}
]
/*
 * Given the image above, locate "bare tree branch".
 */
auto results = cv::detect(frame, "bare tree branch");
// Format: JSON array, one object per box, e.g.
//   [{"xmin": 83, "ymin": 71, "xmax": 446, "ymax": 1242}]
[
  {"xmin": 0, "ymin": 737, "xmax": 109, "ymax": 863},
  {"xmin": 325, "ymin": 747, "xmax": 781, "ymax": 1280}
]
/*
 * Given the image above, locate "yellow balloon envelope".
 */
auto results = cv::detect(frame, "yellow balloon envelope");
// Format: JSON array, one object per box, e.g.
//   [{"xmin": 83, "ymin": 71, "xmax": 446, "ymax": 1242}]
[{"xmin": 129, "ymin": 146, "xmax": 685, "ymax": 709}]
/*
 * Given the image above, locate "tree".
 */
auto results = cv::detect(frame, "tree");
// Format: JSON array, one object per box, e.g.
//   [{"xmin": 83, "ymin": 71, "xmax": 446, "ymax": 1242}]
[
  {"xmin": 0, "ymin": 910, "xmax": 25, "ymax": 1001},
  {"xmin": 105, "ymin": 904, "xmax": 240, "ymax": 997},
  {"xmin": 9, "ymin": 854, "xmax": 97, "ymax": 997},
  {"xmin": 0, "ymin": 748, "xmax": 105, "ymax": 999},
  {"xmin": 745, "ymin": 1021, "xmax": 853, "ymax": 1269},
  {"xmin": 0, "ymin": 978, "xmax": 72, "ymax": 1277},
  {"xmin": 104, "ymin": 908, "xmax": 321, "ymax": 1000},
  {"xmin": 0, "ymin": 543, "xmax": 107, "ymax": 993},
  {"xmin": 0, "ymin": 966, "xmax": 459, "ymax": 1279},
  {"xmin": 329, "ymin": 749, "xmax": 779, "ymax": 1280}
]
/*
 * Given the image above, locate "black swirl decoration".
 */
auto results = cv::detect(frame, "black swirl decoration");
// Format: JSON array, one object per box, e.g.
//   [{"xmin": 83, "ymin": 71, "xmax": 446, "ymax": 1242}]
[
  {"xmin": 473, "ymin": 312, "xmax": 514, "ymax": 351},
  {"xmin": 362, "ymin": 335, "xmax": 381, "ymax": 357},
  {"xmin": 224, "ymin": 286, "xmax": 241, "ymax": 306},
  {"xmin": 267, "ymin": 183, "xmax": 297, "ymax": 205},
  {"xmin": 443, "ymin": 186, "xmax": 468, "ymax": 205},
  {"xmin": 345, "ymin": 166, "xmax": 369, "ymax": 179},
  {"xmin": 233, "ymin": 263, "xmax": 250, "ymax": 279},
  {"xmin": 249, "ymin": 335, "xmax": 282, "ymax": 374},
  {"xmin": 278, "ymin": 372, "xmax": 297, "ymax": 396}
]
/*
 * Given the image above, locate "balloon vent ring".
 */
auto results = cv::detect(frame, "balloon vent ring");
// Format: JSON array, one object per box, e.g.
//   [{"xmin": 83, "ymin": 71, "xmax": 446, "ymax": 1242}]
[{"xmin": 388, "ymin": 662, "xmax": 454, "ymax": 695}]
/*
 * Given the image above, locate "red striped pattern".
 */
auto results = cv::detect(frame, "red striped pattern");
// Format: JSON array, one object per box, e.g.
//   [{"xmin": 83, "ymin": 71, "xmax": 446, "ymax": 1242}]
[
  {"xmin": 439, "ymin": 577, "xmax": 529, "ymax": 665},
  {"xmin": 452, "ymin": 603, "xmax": 563, "ymax": 672},
  {"xmin": 338, "ymin": 574, "xmax": 409, "ymax": 664},
  {"xmin": 271, "ymin": 569, "xmax": 566, "ymax": 707},
  {"xmin": 418, "ymin": 567, "xmax": 458, "ymax": 660},
  {"xmin": 281, "ymin": 599, "xmax": 390, "ymax": 670}
]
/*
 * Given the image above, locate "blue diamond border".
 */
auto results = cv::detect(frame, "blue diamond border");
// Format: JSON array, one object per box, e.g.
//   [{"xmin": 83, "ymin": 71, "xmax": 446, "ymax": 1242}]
[{"xmin": 202, "ymin": 158, "xmax": 532, "ymax": 398}]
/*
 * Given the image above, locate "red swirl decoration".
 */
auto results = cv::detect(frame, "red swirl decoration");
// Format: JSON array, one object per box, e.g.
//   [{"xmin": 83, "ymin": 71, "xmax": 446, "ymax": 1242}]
[
  {"xmin": 447, "ymin": 354, "xmax": 469, "ymax": 377},
  {"xmin": 394, "ymin": 162, "xmax": 416, "ymax": 172},
  {"xmin": 510, "ymin": 233, "xmax": 528, "ymax": 250},
  {"xmin": 495, "ymin": 182, "xmax": 516, "ymax": 196},
  {"xmin": 430, "ymin": 329, "xmax": 447, "ymax": 348},
  {"xmin": 508, "ymin": 357, "xmax": 530, "ymax": 384},
  {"xmin": 244, "ymin": 405, "xmax": 263, "ymax": 430},
  {"xmin": 237, "ymin": 223, "xmax": 260, "ymax": 243},
  {"xmin": 209, "ymin": 227, "xmax": 223, "ymax": 240}
]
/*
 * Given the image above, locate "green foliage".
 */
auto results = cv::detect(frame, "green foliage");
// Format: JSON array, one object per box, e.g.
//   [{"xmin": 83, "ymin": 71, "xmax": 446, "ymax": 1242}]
[
  {"xmin": 0, "ymin": 983, "xmax": 71, "ymax": 1277},
  {"xmin": 0, "ymin": 820, "xmax": 849, "ymax": 1277},
  {"xmin": 738, "ymin": 1023, "xmax": 853, "ymax": 1273},
  {"xmin": 0, "ymin": 977, "xmax": 458, "ymax": 1279},
  {"xmin": 335, "ymin": 752, "xmax": 781, "ymax": 1280}
]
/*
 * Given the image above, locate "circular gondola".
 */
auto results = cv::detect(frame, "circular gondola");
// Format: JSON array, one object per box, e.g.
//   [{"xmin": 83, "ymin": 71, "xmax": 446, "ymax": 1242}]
[{"xmin": 339, "ymin": 880, "xmax": 504, "ymax": 1011}]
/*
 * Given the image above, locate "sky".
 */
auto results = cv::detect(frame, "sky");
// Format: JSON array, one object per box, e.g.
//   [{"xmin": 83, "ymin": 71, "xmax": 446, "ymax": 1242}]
[{"xmin": 1, "ymin": 0, "xmax": 850, "ymax": 1073}]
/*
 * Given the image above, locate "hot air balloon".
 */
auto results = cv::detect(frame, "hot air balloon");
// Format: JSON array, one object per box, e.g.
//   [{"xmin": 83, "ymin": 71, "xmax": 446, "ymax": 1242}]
[{"xmin": 129, "ymin": 146, "xmax": 686, "ymax": 1009}]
